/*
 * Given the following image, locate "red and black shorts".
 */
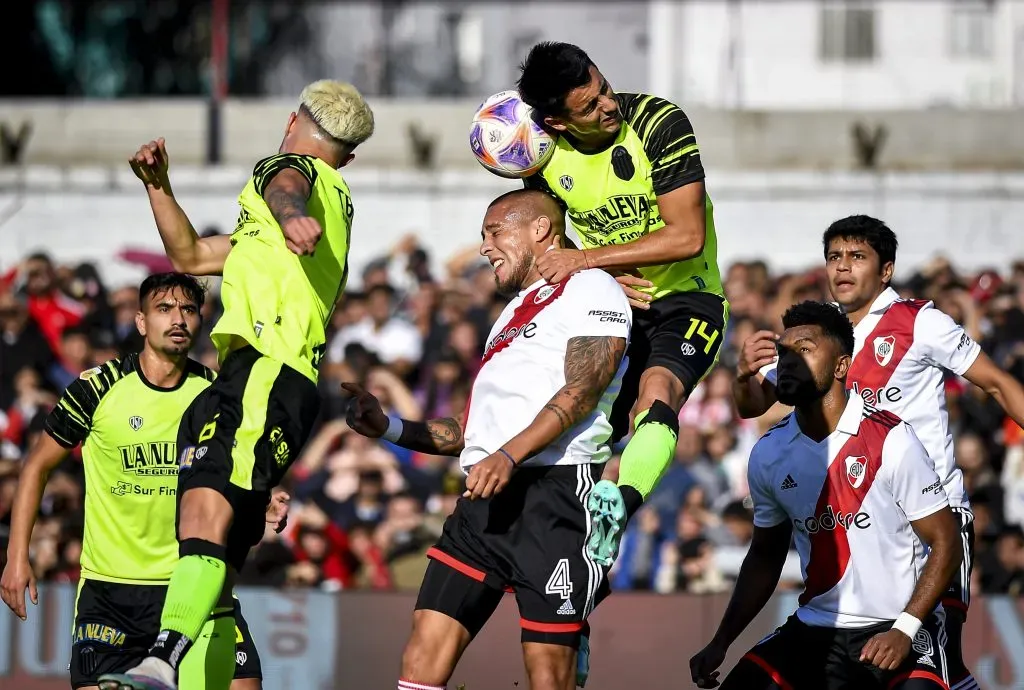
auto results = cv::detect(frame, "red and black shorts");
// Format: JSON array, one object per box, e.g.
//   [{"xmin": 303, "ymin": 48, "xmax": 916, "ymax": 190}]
[
  {"xmin": 942, "ymin": 507, "xmax": 974, "ymax": 618},
  {"xmin": 415, "ymin": 463, "xmax": 610, "ymax": 649},
  {"xmin": 721, "ymin": 614, "xmax": 950, "ymax": 690}
]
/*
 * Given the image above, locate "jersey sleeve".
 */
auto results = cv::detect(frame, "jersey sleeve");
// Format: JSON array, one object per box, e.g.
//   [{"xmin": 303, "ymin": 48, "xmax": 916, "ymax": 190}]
[
  {"xmin": 563, "ymin": 271, "xmax": 632, "ymax": 340},
  {"xmin": 45, "ymin": 372, "xmax": 103, "ymax": 448},
  {"xmin": 883, "ymin": 422, "xmax": 949, "ymax": 522},
  {"xmin": 747, "ymin": 442, "xmax": 788, "ymax": 528},
  {"xmin": 915, "ymin": 306, "xmax": 981, "ymax": 376},
  {"xmin": 629, "ymin": 95, "xmax": 706, "ymax": 196},
  {"xmin": 252, "ymin": 154, "xmax": 319, "ymax": 196}
]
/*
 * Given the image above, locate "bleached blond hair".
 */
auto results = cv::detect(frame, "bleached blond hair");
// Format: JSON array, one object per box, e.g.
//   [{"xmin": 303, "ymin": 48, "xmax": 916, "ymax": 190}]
[{"xmin": 299, "ymin": 80, "xmax": 375, "ymax": 147}]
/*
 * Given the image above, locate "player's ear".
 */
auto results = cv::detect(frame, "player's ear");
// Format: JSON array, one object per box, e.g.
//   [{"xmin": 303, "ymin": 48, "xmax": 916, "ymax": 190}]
[
  {"xmin": 134, "ymin": 310, "xmax": 146, "ymax": 338},
  {"xmin": 534, "ymin": 215, "xmax": 552, "ymax": 243},
  {"xmin": 835, "ymin": 353, "xmax": 851, "ymax": 380},
  {"xmin": 543, "ymin": 115, "xmax": 568, "ymax": 133},
  {"xmin": 880, "ymin": 260, "xmax": 895, "ymax": 286}
]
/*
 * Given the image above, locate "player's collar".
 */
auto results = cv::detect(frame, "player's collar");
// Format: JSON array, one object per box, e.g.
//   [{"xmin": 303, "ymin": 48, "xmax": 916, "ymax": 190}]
[
  {"xmin": 519, "ymin": 277, "xmax": 547, "ymax": 297},
  {"xmin": 868, "ymin": 287, "xmax": 901, "ymax": 314},
  {"xmin": 835, "ymin": 393, "xmax": 866, "ymax": 436}
]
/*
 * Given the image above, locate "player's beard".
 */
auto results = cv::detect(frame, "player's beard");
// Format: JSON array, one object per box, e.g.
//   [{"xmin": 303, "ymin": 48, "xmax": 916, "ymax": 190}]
[
  {"xmin": 495, "ymin": 253, "xmax": 534, "ymax": 296},
  {"xmin": 775, "ymin": 366, "xmax": 831, "ymax": 407},
  {"xmin": 160, "ymin": 329, "xmax": 193, "ymax": 356}
]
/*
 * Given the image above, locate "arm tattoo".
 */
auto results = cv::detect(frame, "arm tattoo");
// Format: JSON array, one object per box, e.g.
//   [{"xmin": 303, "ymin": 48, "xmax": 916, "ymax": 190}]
[
  {"xmin": 397, "ymin": 417, "xmax": 465, "ymax": 457},
  {"xmin": 544, "ymin": 335, "xmax": 627, "ymax": 434},
  {"xmin": 263, "ymin": 169, "xmax": 311, "ymax": 225}
]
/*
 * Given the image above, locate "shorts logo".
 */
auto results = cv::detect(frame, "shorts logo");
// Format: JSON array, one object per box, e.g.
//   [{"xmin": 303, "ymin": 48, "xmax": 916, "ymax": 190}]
[
  {"xmin": 129, "ymin": 416, "xmax": 144, "ymax": 431},
  {"xmin": 844, "ymin": 455, "xmax": 867, "ymax": 489},
  {"xmin": 236, "ymin": 651, "xmax": 248, "ymax": 667},
  {"xmin": 873, "ymin": 335, "xmax": 896, "ymax": 367},
  {"xmin": 911, "ymin": 629, "xmax": 934, "ymax": 659},
  {"xmin": 559, "ymin": 175, "xmax": 573, "ymax": 191},
  {"xmin": 195, "ymin": 446, "xmax": 209, "ymax": 460},
  {"xmin": 78, "ymin": 645, "xmax": 98, "ymax": 676},
  {"xmin": 556, "ymin": 599, "xmax": 576, "ymax": 616},
  {"xmin": 680, "ymin": 342, "xmax": 696, "ymax": 356},
  {"xmin": 535, "ymin": 284, "xmax": 560, "ymax": 304}
]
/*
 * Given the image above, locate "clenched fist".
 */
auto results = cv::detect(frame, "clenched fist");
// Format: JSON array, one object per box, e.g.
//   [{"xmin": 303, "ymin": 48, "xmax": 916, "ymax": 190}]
[{"xmin": 129, "ymin": 138, "xmax": 171, "ymax": 191}]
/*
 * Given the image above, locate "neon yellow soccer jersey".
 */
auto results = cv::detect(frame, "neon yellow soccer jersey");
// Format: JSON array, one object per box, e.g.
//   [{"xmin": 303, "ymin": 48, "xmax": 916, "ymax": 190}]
[
  {"xmin": 527, "ymin": 92, "xmax": 723, "ymax": 301},
  {"xmin": 45, "ymin": 355, "xmax": 215, "ymax": 584},
  {"xmin": 212, "ymin": 153, "xmax": 356, "ymax": 382}
]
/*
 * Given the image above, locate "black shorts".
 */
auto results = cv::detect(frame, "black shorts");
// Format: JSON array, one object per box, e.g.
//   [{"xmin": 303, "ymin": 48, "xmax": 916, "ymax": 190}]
[
  {"xmin": 416, "ymin": 464, "xmax": 610, "ymax": 648},
  {"xmin": 722, "ymin": 614, "xmax": 950, "ymax": 690},
  {"xmin": 610, "ymin": 291, "xmax": 728, "ymax": 440},
  {"xmin": 232, "ymin": 597, "xmax": 263, "ymax": 680},
  {"xmin": 942, "ymin": 507, "xmax": 974, "ymax": 619},
  {"xmin": 177, "ymin": 346, "xmax": 320, "ymax": 570},
  {"xmin": 69, "ymin": 579, "xmax": 260, "ymax": 688}
]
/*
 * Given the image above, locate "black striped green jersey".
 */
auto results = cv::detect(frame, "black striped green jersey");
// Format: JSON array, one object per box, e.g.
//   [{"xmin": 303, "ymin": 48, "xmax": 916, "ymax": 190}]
[
  {"xmin": 526, "ymin": 92, "xmax": 723, "ymax": 301},
  {"xmin": 45, "ymin": 355, "xmax": 215, "ymax": 584}
]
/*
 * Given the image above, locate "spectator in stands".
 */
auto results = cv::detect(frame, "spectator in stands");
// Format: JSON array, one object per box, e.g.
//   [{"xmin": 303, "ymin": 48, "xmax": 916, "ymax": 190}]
[
  {"xmin": 327, "ymin": 284, "xmax": 423, "ymax": 377},
  {"xmin": 3, "ymin": 253, "xmax": 84, "ymax": 355},
  {"xmin": 0, "ymin": 288, "xmax": 55, "ymax": 409}
]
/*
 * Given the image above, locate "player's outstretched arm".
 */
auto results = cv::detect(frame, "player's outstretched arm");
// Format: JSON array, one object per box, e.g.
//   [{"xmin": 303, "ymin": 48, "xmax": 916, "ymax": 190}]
[
  {"xmin": 0, "ymin": 433, "xmax": 69, "ymax": 620},
  {"xmin": 963, "ymin": 351, "xmax": 1024, "ymax": 430},
  {"xmin": 129, "ymin": 138, "xmax": 231, "ymax": 275},
  {"xmin": 501, "ymin": 334, "xmax": 627, "ymax": 463},
  {"xmin": 341, "ymin": 382, "xmax": 465, "ymax": 457}
]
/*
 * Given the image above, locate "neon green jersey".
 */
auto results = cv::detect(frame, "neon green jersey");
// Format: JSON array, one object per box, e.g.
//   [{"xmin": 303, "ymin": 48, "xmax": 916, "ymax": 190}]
[
  {"xmin": 45, "ymin": 355, "xmax": 215, "ymax": 584},
  {"xmin": 212, "ymin": 153, "xmax": 355, "ymax": 383},
  {"xmin": 527, "ymin": 92, "xmax": 723, "ymax": 301}
]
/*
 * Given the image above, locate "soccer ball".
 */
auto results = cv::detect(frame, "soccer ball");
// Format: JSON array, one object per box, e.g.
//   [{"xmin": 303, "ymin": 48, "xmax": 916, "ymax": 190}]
[{"xmin": 469, "ymin": 90, "xmax": 556, "ymax": 179}]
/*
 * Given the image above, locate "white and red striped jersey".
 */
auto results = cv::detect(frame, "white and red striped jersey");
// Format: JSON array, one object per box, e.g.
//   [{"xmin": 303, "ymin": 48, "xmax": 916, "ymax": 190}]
[
  {"xmin": 763, "ymin": 288, "xmax": 981, "ymax": 509},
  {"xmin": 460, "ymin": 269, "xmax": 631, "ymax": 472},
  {"xmin": 748, "ymin": 395, "xmax": 949, "ymax": 628}
]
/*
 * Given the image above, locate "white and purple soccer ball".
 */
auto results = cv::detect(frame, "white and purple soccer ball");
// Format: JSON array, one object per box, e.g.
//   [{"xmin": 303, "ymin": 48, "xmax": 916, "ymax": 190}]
[{"xmin": 469, "ymin": 90, "xmax": 556, "ymax": 179}]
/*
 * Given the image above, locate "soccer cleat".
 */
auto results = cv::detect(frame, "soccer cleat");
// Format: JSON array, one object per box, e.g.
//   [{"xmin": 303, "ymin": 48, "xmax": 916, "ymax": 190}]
[
  {"xmin": 576, "ymin": 631, "xmax": 591, "ymax": 687},
  {"xmin": 586, "ymin": 480, "xmax": 626, "ymax": 567},
  {"xmin": 98, "ymin": 658, "xmax": 176, "ymax": 690}
]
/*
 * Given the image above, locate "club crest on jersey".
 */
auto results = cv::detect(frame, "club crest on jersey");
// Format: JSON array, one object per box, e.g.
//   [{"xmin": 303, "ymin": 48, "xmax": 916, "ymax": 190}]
[
  {"xmin": 844, "ymin": 456, "xmax": 867, "ymax": 489},
  {"xmin": 559, "ymin": 175, "xmax": 573, "ymax": 191},
  {"xmin": 535, "ymin": 284, "xmax": 561, "ymax": 304},
  {"xmin": 873, "ymin": 335, "xmax": 896, "ymax": 367},
  {"xmin": 129, "ymin": 416, "xmax": 144, "ymax": 431}
]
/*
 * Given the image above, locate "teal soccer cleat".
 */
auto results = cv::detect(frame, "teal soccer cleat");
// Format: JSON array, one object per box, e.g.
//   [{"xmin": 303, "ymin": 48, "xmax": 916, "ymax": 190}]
[{"xmin": 586, "ymin": 480, "xmax": 627, "ymax": 567}]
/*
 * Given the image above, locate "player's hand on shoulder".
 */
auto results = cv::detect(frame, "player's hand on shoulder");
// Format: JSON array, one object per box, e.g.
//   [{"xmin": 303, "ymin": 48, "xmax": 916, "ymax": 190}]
[
  {"xmin": 463, "ymin": 450, "xmax": 515, "ymax": 500},
  {"xmin": 738, "ymin": 330, "xmax": 781, "ymax": 381},
  {"xmin": 610, "ymin": 270, "xmax": 654, "ymax": 310},
  {"xmin": 340, "ymin": 382, "xmax": 388, "ymax": 438},
  {"xmin": 689, "ymin": 639, "xmax": 728, "ymax": 688},
  {"xmin": 536, "ymin": 234, "xmax": 587, "ymax": 284},
  {"xmin": 129, "ymin": 138, "xmax": 170, "ymax": 190},
  {"xmin": 859, "ymin": 628, "xmax": 912, "ymax": 671},
  {"xmin": 282, "ymin": 216, "xmax": 322, "ymax": 256},
  {"xmin": 0, "ymin": 557, "xmax": 38, "ymax": 621}
]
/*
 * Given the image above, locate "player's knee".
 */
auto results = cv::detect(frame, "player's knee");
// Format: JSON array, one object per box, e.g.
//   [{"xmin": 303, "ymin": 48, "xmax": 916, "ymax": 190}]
[
  {"xmin": 522, "ymin": 642, "xmax": 575, "ymax": 690},
  {"xmin": 178, "ymin": 487, "xmax": 233, "ymax": 544},
  {"xmin": 636, "ymin": 368, "xmax": 686, "ymax": 414}
]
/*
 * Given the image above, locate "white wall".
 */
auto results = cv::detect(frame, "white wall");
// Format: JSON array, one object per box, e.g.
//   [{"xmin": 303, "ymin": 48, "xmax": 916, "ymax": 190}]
[
  {"xmin": 670, "ymin": 0, "xmax": 1019, "ymax": 109},
  {"xmin": 2, "ymin": 168, "xmax": 1023, "ymax": 290}
]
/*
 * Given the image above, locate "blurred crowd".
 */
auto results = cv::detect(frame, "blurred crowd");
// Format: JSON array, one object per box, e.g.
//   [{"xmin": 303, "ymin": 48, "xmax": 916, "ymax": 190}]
[{"xmin": 2, "ymin": 236, "xmax": 1024, "ymax": 599}]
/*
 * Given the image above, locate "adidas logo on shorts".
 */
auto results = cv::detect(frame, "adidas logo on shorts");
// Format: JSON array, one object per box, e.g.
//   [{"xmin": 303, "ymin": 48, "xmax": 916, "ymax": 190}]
[
  {"xmin": 557, "ymin": 600, "xmax": 576, "ymax": 616},
  {"xmin": 780, "ymin": 474, "xmax": 798, "ymax": 490}
]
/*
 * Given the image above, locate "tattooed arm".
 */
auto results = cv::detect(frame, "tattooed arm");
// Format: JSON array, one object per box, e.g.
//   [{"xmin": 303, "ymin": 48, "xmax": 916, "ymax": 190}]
[
  {"xmin": 254, "ymin": 154, "xmax": 322, "ymax": 256},
  {"xmin": 342, "ymin": 382, "xmax": 465, "ymax": 457},
  {"xmin": 500, "ymin": 334, "xmax": 627, "ymax": 464}
]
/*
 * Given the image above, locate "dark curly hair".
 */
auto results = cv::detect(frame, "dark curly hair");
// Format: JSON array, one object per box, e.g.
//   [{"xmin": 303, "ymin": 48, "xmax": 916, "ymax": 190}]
[{"xmin": 782, "ymin": 300, "xmax": 855, "ymax": 356}]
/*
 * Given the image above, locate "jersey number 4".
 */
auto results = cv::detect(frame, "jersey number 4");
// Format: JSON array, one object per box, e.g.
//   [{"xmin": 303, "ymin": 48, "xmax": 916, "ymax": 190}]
[{"xmin": 545, "ymin": 558, "xmax": 574, "ymax": 600}]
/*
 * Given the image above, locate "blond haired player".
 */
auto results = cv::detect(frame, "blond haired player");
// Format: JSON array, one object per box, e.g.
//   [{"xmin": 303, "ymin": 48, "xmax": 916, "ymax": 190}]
[{"xmin": 99, "ymin": 81, "xmax": 374, "ymax": 690}]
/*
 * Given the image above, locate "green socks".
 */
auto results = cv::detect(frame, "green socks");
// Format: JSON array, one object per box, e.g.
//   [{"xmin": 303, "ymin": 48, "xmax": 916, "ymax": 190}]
[
  {"xmin": 150, "ymin": 553, "xmax": 227, "ymax": 670},
  {"xmin": 615, "ymin": 400, "xmax": 680, "ymax": 518},
  {"xmin": 178, "ymin": 611, "xmax": 237, "ymax": 690}
]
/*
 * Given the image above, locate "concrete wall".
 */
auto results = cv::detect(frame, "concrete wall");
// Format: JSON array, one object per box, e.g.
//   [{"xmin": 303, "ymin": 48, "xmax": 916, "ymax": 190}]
[
  {"xmin": 2, "ymin": 99, "xmax": 1024, "ymax": 171},
  {"xmin": 2, "ymin": 167, "xmax": 1022, "ymax": 290}
]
